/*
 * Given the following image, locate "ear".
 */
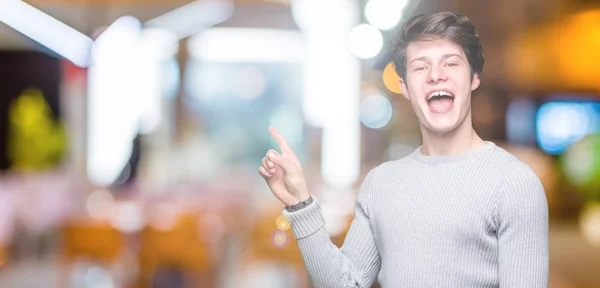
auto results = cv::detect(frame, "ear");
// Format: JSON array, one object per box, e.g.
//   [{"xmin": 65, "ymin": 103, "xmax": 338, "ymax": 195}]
[
  {"xmin": 399, "ymin": 77, "xmax": 410, "ymax": 100},
  {"xmin": 471, "ymin": 73, "xmax": 481, "ymax": 91}
]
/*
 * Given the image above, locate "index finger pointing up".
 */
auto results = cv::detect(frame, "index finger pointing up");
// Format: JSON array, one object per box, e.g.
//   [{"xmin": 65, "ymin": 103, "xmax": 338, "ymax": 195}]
[{"xmin": 268, "ymin": 126, "xmax": 297, "ymax": 159}]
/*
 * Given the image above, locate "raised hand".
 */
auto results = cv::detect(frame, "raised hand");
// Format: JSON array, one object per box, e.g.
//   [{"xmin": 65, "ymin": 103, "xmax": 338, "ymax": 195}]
[{"xmin": 258, "ymin": 126, "xmax": 310, "ymax": 206}]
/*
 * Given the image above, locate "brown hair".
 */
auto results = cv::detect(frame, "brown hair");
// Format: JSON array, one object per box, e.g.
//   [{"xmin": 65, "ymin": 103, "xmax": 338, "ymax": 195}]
[{"xmin": 391, "ymin": 11, "xmax": 484, "ymax": 81}]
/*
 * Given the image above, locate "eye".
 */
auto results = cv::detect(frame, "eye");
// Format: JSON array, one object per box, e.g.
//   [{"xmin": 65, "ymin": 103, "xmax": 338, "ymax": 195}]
[
  {"xmin": 446, "ymin": 62, "xmax": 458, "ymax": 67},
  {"xmin": 414, "ymin": 66, "xmax": 425, "ymax": 71}
]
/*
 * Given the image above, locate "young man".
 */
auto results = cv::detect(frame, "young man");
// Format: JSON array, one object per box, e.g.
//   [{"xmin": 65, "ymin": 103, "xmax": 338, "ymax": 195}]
[{"xmin": 258, "ymin": 11, "xmax": 549, "ymax": 287}]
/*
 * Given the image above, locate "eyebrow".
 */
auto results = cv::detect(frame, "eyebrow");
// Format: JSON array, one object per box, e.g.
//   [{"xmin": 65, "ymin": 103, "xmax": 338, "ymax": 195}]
[{"xmin": 409, "ymin": 53, "xmax": 463, "ymax": 65}]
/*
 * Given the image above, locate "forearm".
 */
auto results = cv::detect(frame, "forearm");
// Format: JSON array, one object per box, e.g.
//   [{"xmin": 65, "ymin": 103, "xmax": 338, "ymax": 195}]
[{"xmin": 284, "ymin": 196, "xmax": 380, "ymax": 288}]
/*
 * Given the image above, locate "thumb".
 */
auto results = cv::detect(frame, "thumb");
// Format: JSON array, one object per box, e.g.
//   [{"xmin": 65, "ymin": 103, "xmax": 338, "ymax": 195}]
[{"xmin": 267, "ymin": 150, "xmax": 296, "ymax": 174}]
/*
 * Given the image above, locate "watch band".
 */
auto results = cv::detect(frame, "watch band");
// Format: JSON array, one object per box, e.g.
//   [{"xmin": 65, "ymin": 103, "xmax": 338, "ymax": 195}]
[{"xmin": 286, "ymin": 196, "xmax": 313, "ymax": 212}]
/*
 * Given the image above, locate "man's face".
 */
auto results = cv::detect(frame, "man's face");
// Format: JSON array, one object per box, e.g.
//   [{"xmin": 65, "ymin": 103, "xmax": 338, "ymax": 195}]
[{"xmin": 400, "ymin": 38, "xmax": 480, "ymax": 135}]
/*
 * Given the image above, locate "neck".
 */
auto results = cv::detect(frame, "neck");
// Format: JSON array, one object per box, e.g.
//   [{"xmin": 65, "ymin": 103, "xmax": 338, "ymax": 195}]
[{"xmin": 419, "ymin": 112, "xmax": 485, "ymax": 156}]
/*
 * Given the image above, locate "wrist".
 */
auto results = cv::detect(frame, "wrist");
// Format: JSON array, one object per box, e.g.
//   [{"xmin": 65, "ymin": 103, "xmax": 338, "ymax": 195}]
[{"xmin": 296, "ymin": 193, "xmax": 310, "ymax": 202}]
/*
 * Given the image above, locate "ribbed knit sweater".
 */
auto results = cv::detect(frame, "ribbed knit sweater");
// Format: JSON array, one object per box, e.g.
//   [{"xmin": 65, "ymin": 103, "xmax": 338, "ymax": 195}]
[{"xmin": 282, "ymin": 142, "xmax": 549, "ymax": 287}]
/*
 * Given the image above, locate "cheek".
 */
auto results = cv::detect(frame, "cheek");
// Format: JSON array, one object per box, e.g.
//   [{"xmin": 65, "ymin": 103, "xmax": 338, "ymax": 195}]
[
  {"xmin": 407, "ymin": 79, "xmax": 424, "ymax": 98},
  {"xmin": 449, "ymin": 76, "xmax": 470, "ymax": 95},
  {"xmin": 459, "ymin": 74, "xmax": 473, "ymax": 88}
]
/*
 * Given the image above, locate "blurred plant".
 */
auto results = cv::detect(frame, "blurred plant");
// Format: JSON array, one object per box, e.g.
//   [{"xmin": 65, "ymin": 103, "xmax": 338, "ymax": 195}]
[
  {"xmin": 560, "ymin": 133, "xmax": 600, "ymax": 201},
  {"xmin": 7, "ymin": 88, "xmax": 66, "ymax": 171}
]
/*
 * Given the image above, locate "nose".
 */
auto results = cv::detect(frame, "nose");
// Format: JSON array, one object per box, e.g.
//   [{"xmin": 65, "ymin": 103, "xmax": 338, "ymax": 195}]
[{"xmin": 426, "ymin": 65, "xmax": 448, "ymax": 84}]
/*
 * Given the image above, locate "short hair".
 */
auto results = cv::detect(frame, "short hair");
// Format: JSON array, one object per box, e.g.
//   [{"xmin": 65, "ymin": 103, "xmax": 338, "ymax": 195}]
[{"xmin": 390, "ymin": 11, "xmax": 484, "ymax": 81}]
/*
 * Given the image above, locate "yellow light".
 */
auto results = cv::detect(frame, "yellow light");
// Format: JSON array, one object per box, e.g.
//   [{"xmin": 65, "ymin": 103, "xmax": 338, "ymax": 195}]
[
  {"xmin": 275, "ymin": 215, "xmax": 290, "ymax": 231},
  {"xmin": 579, "ymin": 201, "xmax": 600, "ymax": 248},
  {"xmin": 271, "ymin": 230, "xmax": 289, "ymax": 248},
  {"xmin": 382, "ymin": 62, "xmax": 402, "ymax": 94},
  {"xmin": 557, "ymin": 10, "xmax": 600, "ymax": 91},
  {"xmin": 506, "ymin": 9, "xmax": 600, "ymax": 91}
]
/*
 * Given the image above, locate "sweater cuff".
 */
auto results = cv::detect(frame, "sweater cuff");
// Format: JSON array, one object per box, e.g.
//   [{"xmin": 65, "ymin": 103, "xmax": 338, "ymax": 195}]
[
  {"xmin": 286, "ymin": 196, "xmax": 314, "ymax": 212},
  {"xmin": 282, "ymin": 196, "xmax": 325, "ymax": 239}
]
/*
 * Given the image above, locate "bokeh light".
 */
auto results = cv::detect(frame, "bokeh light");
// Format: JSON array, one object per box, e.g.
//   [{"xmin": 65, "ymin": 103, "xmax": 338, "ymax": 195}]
[
  {"xmin": 87, "ymin": 15, "xmax": 143, "ymax": 187},
  {"xmin": 579, "ymin": 202, "xmax": 600, "ymax": 248},
  {"xmin": 85, "ymin": 266, "xmax": 114, "ymax": 288},
  {"xmin": 109, "ymin": 201, "xmax": 144, "ymax": 233},
  {"xmin": 275, "ymin": 215, "xmax": 290, "ymax": 231},
  {"xmin": 365, "ymin": 0, "xmax": 408, "ymax": 30},
  {"xmin": 536, "ymin": 101, "xmax": 600, "ymax": 155},
  {"xmin": 360, "ymin": 92, "xmax": 393, "ymax": 129},
  {"xmin": 270, "ymin": 230, "xmax": 290, "ymax": 248},
  {"xmin": 86, "ymin": 189, "xmax": 115, "ymax": 220},
  {"xmin": 561, "ymin": 134, "xmax": 600, "ymax": 199},
  {"xmin": 382, "ymin": 62, "xmax": 402, "ymax": 94},
  {"xmin": 556, "ymin": 10, "xmax": 600, "ymax": 91},
  {"xmin": 347, "ymin": 24, "xmax": 382, "ymax": 59}
]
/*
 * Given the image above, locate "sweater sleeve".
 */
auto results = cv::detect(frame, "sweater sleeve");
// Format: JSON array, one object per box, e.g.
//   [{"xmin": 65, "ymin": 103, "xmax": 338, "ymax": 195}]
[
  {"xmin": 495, "ymin": 161, "xmax": 549, "ymax": 287},
  {"xmin": 282, "ymin": 170, "xmax": 381, "ymax": 288}
]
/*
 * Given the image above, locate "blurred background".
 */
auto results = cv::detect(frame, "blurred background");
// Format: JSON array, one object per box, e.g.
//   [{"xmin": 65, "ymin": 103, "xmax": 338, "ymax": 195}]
[{"xmin": 0, "ymin": 0, "xmax": 599, "ymax": 287}]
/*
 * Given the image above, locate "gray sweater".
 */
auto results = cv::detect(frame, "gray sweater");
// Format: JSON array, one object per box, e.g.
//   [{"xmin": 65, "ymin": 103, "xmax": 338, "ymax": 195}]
[{"xmin": 283, "ymin": 142, "xmax": 549, "ymax": 287}]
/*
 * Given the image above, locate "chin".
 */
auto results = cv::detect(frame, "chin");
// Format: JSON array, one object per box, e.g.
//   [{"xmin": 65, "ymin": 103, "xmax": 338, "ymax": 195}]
[
  {"xmin": 421, "ymin": 113, "xmax": 463, "ymax": 134},
  {"xmin": 423, "ymin": 121, "xmax": 459, "ymax": 134}
]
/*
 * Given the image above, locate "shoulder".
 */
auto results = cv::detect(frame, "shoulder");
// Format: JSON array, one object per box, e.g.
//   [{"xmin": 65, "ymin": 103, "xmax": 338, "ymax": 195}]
[
  {"xmin": 495, "ymin": 152, "xmax": 547, "ymax": 214},
  {"xmin": 483, "ymin": 144, "xmax": 543, "ymax": 184},
  {"xmin": 492, "ymin": 145, "xmax": 544, "ymax": 192}
]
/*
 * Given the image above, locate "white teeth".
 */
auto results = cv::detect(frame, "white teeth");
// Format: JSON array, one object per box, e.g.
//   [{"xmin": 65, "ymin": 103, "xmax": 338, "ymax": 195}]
[{"xmin": 427, "ymin": 91, "xmax": 453, "ymax": 100}]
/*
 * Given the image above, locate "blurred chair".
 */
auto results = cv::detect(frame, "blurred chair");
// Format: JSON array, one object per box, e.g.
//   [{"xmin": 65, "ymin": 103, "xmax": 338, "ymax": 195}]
[
  {"xmin": 237, "ymin": 205, "xmax": 308, "ymax": 288},
  {"xmin": 59, "ymin": 220, "xmax": 124, "ymax": 287},
  {"xmin": 61, "ymin": 221, "xmax": 123, "ymax": 262},
  {"xmin": 239, "ymin": 206, "xmax": 381, "ymax": 288},
  {"xmin": 244, "ymin": 207, "xmax": 303, "ymax": 263},
  {"xmin": 136, "ymin": 212, "xmax": 217, "ymax": 288}
]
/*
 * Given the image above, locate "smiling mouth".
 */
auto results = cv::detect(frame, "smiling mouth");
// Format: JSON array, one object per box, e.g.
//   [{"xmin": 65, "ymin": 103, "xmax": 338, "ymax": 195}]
[{"xmin": 427, "ymin": 91, "xmax": 454, "ymax": 113}]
